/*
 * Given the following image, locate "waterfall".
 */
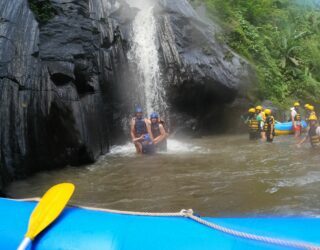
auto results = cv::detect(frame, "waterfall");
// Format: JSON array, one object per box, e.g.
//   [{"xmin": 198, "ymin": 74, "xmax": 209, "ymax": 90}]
[{"xmin": 127, "ymin": 1, "xmax": 167, "ymax": 117}]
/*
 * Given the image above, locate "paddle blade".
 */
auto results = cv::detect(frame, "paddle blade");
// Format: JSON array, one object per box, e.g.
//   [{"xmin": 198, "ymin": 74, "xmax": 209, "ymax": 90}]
[{"xmin": 25, "ymin": 183, "xmax": 75, "ymax": 240}]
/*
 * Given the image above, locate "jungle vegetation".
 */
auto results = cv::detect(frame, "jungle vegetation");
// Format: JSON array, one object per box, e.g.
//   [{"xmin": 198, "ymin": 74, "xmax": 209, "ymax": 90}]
[{"xmin": 192, "ymin": 0, "xmax": 320, "ymax": 106}]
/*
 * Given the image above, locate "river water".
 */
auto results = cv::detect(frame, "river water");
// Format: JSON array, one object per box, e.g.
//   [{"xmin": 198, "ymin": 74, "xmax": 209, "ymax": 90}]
[{"xmin": 7, "ymin": 135, "xmax": 320, "ymax": 217}]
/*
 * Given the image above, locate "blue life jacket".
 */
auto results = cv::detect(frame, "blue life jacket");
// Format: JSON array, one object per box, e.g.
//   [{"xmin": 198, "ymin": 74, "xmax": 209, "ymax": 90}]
[{"xmin": 134, "ymin": 118, "xmax": 147, "ymax": 136}]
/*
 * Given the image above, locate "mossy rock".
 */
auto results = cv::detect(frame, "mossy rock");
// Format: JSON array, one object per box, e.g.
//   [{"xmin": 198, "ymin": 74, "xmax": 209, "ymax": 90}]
[{"xmin": 28, "ymin": 0, "xmax": 56, "ymax": 24}]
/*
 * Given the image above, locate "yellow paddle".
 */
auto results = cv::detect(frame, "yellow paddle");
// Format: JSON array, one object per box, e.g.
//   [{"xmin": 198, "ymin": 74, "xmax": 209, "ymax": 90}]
[{"xmin": 17, "ymin": 183, "xmax": 75, "ymax": 250}]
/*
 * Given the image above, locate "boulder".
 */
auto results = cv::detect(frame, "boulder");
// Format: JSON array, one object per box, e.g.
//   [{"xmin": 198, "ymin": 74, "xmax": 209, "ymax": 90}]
[{"xmin": 155, "ymin": 0, "xmax": 256, "ymax": 133}]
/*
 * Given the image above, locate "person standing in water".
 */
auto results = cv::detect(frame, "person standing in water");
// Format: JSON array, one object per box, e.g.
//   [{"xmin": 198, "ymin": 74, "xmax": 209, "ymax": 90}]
[
  {"xmin": 263, "ymin": 109, "xmax": 275, "ymax": 143},
  {"xmin": 304, "ymin": 104, "xmax": 311, "ymax": 124},
  {"xmin": 149, "ymin": 112, "xmax": 167, "ymax": 152},
  {"xmin": 130, "ymin": 107, "xmax": 153, "ymax": 154},
  {"xmin": 246, "ymin": 108, "xmax": 259, "ymax": 140},
  {"xmin": 291, "ymin": 102, "xmax": 302, "ymax": 138},
  {"xmin": 255, "ymin": 106, "xmax": 266, "ymax": 140},
  {"xmin": 298, "ymin": 115, "xmax": 320, "ymax": 148},
  {"xmin": 305, "ymin": 105, "xmax": 317, "ymax": 127}
]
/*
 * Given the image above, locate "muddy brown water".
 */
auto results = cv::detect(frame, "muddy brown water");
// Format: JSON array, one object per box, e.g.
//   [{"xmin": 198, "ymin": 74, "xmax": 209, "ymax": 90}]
[{"xmin": 7, "ymin": 135, "xmax": 320, "ymax": 217}]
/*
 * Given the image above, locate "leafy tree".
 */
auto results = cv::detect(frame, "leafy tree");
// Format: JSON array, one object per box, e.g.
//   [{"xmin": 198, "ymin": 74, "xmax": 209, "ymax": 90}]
[
  {"xmin": 28, "ymin": 0, "xmax": 56, "ymax": 24},
  {"xmin": 195, "ymin": 0, "xmax": 320, "ymax": 106}
]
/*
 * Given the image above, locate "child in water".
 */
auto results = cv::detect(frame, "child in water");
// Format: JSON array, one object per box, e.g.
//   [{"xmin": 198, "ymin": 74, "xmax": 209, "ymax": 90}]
[{"xmin": 141, "ymin": 134, "xmax": 155, "ymax": 154}]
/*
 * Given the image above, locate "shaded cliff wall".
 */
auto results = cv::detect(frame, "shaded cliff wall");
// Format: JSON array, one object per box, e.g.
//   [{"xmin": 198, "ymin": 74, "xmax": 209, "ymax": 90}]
[
  {"xmin": 155, "ymin": 0, "xmax": 256, "ymax": 134},
  {"xmin": 0, "ymin": 0, "xmax": 128, "ymax": 189}
]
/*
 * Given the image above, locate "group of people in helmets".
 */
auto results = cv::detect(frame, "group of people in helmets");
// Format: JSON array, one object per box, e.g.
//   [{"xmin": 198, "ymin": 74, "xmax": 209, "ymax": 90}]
[
  {"xmin": 130, "ymin": 107, "xmax": 168, "ymax": 154},
  {"xmin": 246, "ymin": 101, "xmax": 320, "ymax": 148},
  {"xmin": 246, "ymin": 105, "xmax": 275, "ymax": 142}
]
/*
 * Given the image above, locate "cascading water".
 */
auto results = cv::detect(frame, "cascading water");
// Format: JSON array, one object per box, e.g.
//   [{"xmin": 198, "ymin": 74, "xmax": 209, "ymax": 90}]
[{"xmin": 127, "ymin": 0, "xmax": 167, "ymax": 117}]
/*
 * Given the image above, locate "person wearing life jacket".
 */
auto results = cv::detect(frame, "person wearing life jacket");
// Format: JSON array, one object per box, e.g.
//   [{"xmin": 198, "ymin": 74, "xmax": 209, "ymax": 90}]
[
  {"xmin": 307, "ymin": 105, "xmax": 316, "ymax": 118},
  {"xmin": 291, "ymin": 102, "xmax": 302, "ymax": 138},
  {"xmin": 246, "ymin": 108, "xmax": 259, "ymax": 140},
  {"xmin": 298, "ymin": 115, "xmax": 320, "ymax": 149},
  {"xmin": 130, "ymin": 107, "xmax": 153, "ymax": 154},
  {"xmin": 263, "ymin": 109, "xmax": 275, "ymax": 143},
  {"xmin": 149, "ymin": 112, "xmax": 167, "ymax": 152},
  {"xmin": 140, "ymin": 134, "xmax": 155, "ymax": 154},
  {"xmin": 255, "ymin": 105, "xmax": 266, "ymax": 140}
]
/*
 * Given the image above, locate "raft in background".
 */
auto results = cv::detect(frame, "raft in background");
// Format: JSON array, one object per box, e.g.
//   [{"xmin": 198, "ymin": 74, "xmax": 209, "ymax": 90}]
[
  {"xmin": 275, "ymin": 121, "xmax": 307, "ymax": 136},
  {"xmin": 1, "ymin": 198, "xmax": 320, "ymax": 250}
]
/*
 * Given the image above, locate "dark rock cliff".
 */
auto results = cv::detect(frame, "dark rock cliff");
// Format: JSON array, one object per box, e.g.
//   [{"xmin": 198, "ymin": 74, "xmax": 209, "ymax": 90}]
[
  {"xmin": 155, "ymin": 0, "xmax": 255, "ymax": 133},
  {"xmin": 0, "ymin": 0, "xmax": 128, "ymax": 191},
  {"xmin": 0, "ymin": 0, "xmax": 256, "ymax": 193}
]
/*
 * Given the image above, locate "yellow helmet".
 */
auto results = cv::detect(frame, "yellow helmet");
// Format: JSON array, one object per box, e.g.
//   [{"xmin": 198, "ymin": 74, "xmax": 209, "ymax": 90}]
[
  {"xmin": 255, "ymin": 105, "xmax": 262, "ymax": 111},
  {"xmin": 308, "ymin": 105, "xmax": 315, "ymax": 111},
  {"xmin": 309, "ymin": 115, "xmax": 318, "ymax": 121},
  {"xmin": 264, "ymin": 109, "xmax": 272, "ymax": 115},
  {"xmin": 304, "ymin": 104, "xmax": 310, "ymax": 109},
  {"xmin": 248, "ymin": 108, "xmax": 255, "ymax": 113},
  {"xmin": 294, "ymin": 102, "xmax": 300, "ymax": 107}
]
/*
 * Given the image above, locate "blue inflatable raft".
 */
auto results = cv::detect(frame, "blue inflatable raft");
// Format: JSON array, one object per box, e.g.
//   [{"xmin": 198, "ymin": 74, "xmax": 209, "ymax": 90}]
[
  {"xmin": 1, "ymin": 198, "xmax": 320, "ymax": 250},
  {"xmin": 275, "ymin": 121, "xmax": 307, "ymax": 136}
]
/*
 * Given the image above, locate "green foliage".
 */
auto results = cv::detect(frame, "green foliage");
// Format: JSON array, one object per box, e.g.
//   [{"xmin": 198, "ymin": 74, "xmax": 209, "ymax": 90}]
[
  {"xmin": 28, "ymin": 0, "xmax": 56, "ymax": 23},
  {"xmin": 198, "ymin": 0, "xmax": 320, "ymax": 105}
]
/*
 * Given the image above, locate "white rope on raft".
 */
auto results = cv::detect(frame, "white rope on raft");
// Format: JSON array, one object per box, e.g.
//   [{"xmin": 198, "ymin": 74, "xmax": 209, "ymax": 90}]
[{"xmin": 13, "ymin": 198, "xmax": 320, "ymax": 250}]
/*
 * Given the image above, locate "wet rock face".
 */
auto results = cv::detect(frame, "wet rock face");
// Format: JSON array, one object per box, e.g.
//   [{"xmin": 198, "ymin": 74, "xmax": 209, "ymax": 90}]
[
  {"xmin": 0, "ymin": 0, "xmax": 128, "ymax": 183},
  {"xmin": 0, "ymin": 0, "xmax": 255, "ymax": 190},
  {"xmin": 155, "ymin": 0, "xmax": 255, "ymax": 133}
]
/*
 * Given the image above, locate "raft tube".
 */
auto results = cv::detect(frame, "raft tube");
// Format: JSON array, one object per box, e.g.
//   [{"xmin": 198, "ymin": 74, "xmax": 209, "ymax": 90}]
[
  {"xmin": 1, "ymin": 198, "xmax": 320, "ymax": 250},
  {"xmin": 275, "ymin": 121, "xmax": 307, "ymax": 136}
]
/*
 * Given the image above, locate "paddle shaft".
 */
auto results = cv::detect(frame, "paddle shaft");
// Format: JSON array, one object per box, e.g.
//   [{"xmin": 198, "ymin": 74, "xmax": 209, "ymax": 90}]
[
  {"xmin": 17, "ymin": 237, "xmax": 31, "ymax": 250},
  {"xmin": 16, "ymin": 183, "xmax": 75, "ymax": 250}
]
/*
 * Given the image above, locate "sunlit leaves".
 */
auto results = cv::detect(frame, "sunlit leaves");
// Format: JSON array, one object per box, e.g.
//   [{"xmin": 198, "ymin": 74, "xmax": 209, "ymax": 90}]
[{"xmin": 200, "ymin": 0, "xmax": 320, "ymax": 104}]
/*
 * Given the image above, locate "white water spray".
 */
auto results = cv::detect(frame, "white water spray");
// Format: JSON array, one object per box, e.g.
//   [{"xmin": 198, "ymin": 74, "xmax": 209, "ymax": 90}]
[
  {"xmin": 127, "ymin": 0, "xmax": 167, "ymax": 116},
  {"xmin": 109, "ymin": 139, "xmax": 209, "ymax": 156}
]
